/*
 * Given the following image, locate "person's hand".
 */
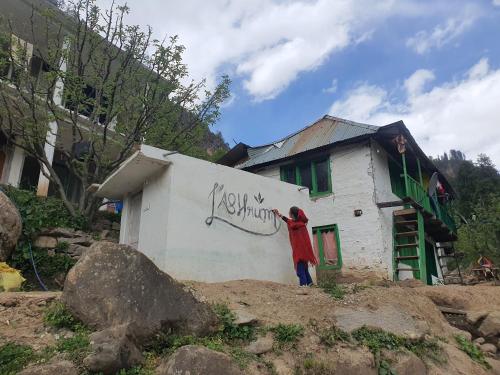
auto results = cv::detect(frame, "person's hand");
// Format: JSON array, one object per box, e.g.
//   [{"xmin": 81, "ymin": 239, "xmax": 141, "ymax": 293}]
[{"xmin": 272, "ymin": 209, "xmax": 280, "ymax": 216}]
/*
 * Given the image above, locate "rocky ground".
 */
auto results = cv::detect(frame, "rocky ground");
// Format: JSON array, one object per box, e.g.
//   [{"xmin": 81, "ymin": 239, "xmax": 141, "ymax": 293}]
[{"xmin": 2, "ymin": 278, "xmax": 500, "ymax": 375}]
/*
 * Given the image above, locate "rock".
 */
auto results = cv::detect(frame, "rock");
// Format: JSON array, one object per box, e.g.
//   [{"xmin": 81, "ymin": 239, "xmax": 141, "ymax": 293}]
[
  {"xmin": 245, "ymin": 333, "xmax": 274, "ymax": 354},
  {"xmin": 62, "ymin": 242, "xmax": 218, "ymax": 343},
  {"xmin": 66, "ymin": 243, "xmax": 88, "ymax": 257},
  {"xmin": 233, "ymin": 308, "xmax": 258, "ymax": 325},
  {"xmin": 34, "ymin": 236, "xmax": 58, "ymax": 249},
  {"xmin": 498, "ymin": 338, "xmax": 500, "ymax": 349},
  {"xmin": 18, "ymin": 359, "xmax": 78, "ymax": 375},
  {"xmin": 155, "ymin": 345, "xmax": 243, "ymax": 375},
  {"xmin": 466, "ymin": 310, "xmax": 489, "ymax": 326},
  {"xmin": 328, "ymin": 346, "xmax": 377, "ymax": 375},
  {"xmin": 0, "ymin": 190, "xmax": 22, "ymax": 261},
  {"xmin": 112, "ymin": 222, "xmax": 121, "ymax": 231},
  {"xmin": 273, "ymin": 358, "xmax": 293, "ymax": 375},
  {"xmin": 480, "ymin": 343, "xmax": 497, "ymax": 354},
  {"xmin": 39, "ymin": 227, "xmax": 78, "ymax": 238},
  {"xmin": 473, "ymin": 337, "xmax": 485, "ymax": 345},
  {"xmin": 478, "ymin": 311, "xmax": 500, "ymax": 337},
  {"xmin": 486, "ymin": 358, "xmax": 500, "ymax": 375},
  {"xmin": 382, "ymin": 350, "xmax": 427, "ymax": 375},
  {"xmin": 60, "ymin": 236, "xmax": 93, "ymax": 246},
  {"xmin": 83, "ymin": 325, "xmax": 143, "ymax": 374}
]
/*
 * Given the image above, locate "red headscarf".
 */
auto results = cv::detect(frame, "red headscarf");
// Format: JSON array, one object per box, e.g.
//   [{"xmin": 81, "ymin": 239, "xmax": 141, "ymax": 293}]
[{"xmin": 286, "ymin": 209, "xmax": 318, "ymax": 270}]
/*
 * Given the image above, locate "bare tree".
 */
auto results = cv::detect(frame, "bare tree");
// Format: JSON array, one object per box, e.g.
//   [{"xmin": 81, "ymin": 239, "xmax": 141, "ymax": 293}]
[{"xmin": 0, "ymin": 0, "xmax": 230, "ymax": 219}]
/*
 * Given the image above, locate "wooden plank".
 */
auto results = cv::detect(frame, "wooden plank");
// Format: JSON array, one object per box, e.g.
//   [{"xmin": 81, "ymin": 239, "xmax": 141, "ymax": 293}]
[
  {"xmin": 395, "ymin": 231, "xmax": 418, "ymax": 237},
  {"xmin": 437, "ymin": 306, "xmax": 466, "ymax": 315},
  {"xmin": 396, "ymin": 255, "xmax": 419, "ymax": 260},
  {"xmin": 396, "ymin": 268, "xmax": 420, "ymax": 272},
  {"xmin": 396, "ymin": 242, "xmax": 418, "ymax": 249},
  {"xmin": 395, "ymin": 220, "xmax": 418, "ymax": 226},
  {"xmin": 394, "ymin": 208, "xmax": 417, "ymax": 217}
]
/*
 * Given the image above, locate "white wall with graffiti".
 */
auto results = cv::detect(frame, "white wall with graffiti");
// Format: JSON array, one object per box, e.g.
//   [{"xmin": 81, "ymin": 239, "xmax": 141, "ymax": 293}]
[{"xmin": 98, "ymin": 145, "xmax": 315, "ymax": 284}]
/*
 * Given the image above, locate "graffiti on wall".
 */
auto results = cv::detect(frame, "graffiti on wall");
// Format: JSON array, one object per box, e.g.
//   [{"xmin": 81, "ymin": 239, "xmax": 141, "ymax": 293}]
[{"xmin": 205, "ymin": 182, "xmax": 281, "ymax": 236}]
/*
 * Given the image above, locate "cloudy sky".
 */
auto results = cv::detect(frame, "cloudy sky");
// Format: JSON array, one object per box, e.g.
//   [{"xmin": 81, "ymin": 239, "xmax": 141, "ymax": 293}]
[{"xmin": 97, "ymin": 0, "xmax": 500, "ymax": 165}]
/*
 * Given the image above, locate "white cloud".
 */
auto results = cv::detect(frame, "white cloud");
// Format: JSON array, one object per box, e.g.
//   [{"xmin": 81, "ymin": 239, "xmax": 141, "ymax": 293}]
[
  {"xmin": 406, "ymin": 6, "xmax": 481, "ymax": 54},
  {"xmin": 95, "ymin": 0, "xmax": 408, "ymax": 101},
  {"xmin": 493, "ymin": 0, "xmax": 500, "ymax": 6},
  {"xmin": 404, "ymin": 69, "xmax": 435, "ymax": 97},
  {"xmin": 323, "ymin": 79, "xmax": 338, "ymax": 94},
  {"xmin": 329, "ymin": 59, "xmax": 500, "ymax": 165},
  {"xmin": 329, "ymin": 84, "xmax": 387, "ymax": 122}
]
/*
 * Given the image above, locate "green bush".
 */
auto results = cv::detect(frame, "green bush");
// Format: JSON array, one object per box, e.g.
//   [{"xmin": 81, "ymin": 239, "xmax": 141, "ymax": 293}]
[
  {"xmin": 270, "ymin": 324, "xmax": 304, "ymax": 347},
  {"xmin": 318, "ymin": 280, "xmax": 346, "ymax": 300},
  {"xmin": 55, "ymin": 329, "xmax": 90, "ymax": 365},
  {"xmin": 319, "ymin": 326, "xmax": 350, "ymax": 347},
  {"xmin": 43, "ymin": 301, "xmax": 84, "ymax": 331},
  {"xmin": 0, "ymin": 343, "xmax": 34, "ymax": 375},
  {"xmin": 2, "ymin": 186, "xmax": 84, "ymax": 290},
  {"xmin": 213, "ymin": 303, "xmax": 255, "ymax": 341},
  {"xmin": 455, "ymin": 335, "xmax": 491, "ymax": 369}
]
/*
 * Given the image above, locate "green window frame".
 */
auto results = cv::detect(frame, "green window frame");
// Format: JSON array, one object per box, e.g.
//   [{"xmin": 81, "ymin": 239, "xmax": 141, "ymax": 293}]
[
  {"xmin": 279, "ymin": 158, "xmax": 332, "ymax": 197},
  {"xmin": 312, "ymin": 224, "xmax": 342, "ymax": 270}
]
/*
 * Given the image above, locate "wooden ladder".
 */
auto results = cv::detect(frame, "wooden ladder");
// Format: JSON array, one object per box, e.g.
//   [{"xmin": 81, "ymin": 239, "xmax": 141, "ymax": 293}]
[
  {"xmin": 393, "ymin": 208, "xmax": 422, "ymax": 281},
  {"xmin": 436, "ymin": 242, "xmax": 464, "ymax": 285}
]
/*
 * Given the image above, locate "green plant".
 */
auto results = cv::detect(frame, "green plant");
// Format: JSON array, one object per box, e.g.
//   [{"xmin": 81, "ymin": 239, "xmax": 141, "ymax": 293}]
[
  {"xmin": 318, "ymin": 280, "xmax": 345, "ymax": 300},
  {"xmin": 378, "ymin": 359, "xmax": 397, "ymax": 375},
  {"xmin": 298, "ymin": 358, "xmax": 334, "ymax": 375},
  {"xmin": 146, "ymin": 333, "xmax": 224, "ymax": 356},
  {"xmin": 44, "ymin": 301, "xmax": 83, "ymax": 331},
  {"xmin": 0, "ymin": 343, "xmax": 34, "ymax": 375},
  {"xmin": 213, "ymin": 303, "xmax": 255, "ymax": 341},
  {"xmin": 55, "ymin": 241, "xmax": 70, "ymax": 252},
  {"xmin": 318, "ymin": 326, "xmax": 350, "ymax": 347},
  {"xmin": 455, "ymin": 335, "xmax": 491, "ymax": 369},
  {"xmin": 229, "ymin": 347, "xmax": 258, "ymax": 369},
  {"xmin": 55, "ymin": 329, "xmax": 91, "ymax": 364},
  {"xmin": 271, "ymin": 324, "xmax": 304, "ymax": 347},
  {"xmin": 352, "ymin": 326, "xmax": 445, "ymax": 373}
]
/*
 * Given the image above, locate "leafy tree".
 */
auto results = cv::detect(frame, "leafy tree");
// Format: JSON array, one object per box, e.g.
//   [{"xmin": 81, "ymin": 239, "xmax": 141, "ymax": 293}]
[{"xmin": 0, "ymin": 0, "xmax": 230, "ymax": 219}]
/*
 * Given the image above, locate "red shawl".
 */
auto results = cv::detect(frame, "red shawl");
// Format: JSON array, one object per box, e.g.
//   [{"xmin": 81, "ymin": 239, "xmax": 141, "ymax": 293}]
[{"xmin": 286, "ymin": 209, "xmax": 318, "ymax": 269}]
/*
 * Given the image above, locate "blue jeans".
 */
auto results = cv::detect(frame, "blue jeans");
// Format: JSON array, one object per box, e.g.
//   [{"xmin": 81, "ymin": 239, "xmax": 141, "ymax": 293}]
[{"xmin": 297, "ymin": 261, "xmax": 313, "ymax": 286}]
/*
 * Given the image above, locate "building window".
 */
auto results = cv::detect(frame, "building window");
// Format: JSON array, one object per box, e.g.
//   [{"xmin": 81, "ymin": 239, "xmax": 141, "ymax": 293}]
[
  {"xmin": 280, "ymin": 158, "xmax": 332, "ymax": 196},
  {"xmin": 312, "ymin": 224, "xmax": 342, "ymax": 270}
]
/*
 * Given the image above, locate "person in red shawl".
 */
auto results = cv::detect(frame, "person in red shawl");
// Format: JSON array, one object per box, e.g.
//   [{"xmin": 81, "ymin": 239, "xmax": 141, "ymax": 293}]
[{"xmin": 272, "ymin": 206, "xmax": 318, "ymax": 286}]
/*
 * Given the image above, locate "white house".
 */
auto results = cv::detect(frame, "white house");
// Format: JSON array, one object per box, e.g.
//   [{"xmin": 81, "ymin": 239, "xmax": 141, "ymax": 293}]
[{"xmin": 219, "ymin": 115, "xmax": 460, "ymax": 285}]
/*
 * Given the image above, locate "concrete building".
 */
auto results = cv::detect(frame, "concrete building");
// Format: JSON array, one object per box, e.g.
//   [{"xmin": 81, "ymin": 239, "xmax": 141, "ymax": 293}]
[
  {"xmin": 96, "ymin": 145, "xmax": 316, "ymax": 284},
  {"xmin": 219, "ymin": 115, "xmax": 460, "ymax": 285}
]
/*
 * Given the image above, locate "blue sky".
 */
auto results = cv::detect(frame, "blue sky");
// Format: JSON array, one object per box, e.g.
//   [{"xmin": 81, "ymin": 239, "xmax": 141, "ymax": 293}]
[{"xmin": 98, "ymin": 0, "xmax": 500, "ymax": 164}]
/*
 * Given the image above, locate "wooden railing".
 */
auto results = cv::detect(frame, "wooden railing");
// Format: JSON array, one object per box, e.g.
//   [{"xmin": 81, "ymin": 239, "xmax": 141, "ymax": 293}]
[{"xmin": 403, "ymin": 173, "xmax": 457, "ymax": 233}]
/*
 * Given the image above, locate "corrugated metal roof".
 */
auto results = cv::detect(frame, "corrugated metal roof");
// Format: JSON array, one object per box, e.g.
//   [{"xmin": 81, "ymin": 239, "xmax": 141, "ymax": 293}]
[{"xmin": 236, "ymin": 115, "xmax": 379, "ymax": 169}]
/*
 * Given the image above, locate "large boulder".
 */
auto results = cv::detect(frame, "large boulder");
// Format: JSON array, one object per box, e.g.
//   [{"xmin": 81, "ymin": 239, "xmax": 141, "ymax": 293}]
[
  {"xmin": 83, "ymin": 324, "xmax": 144, "ymax": 374},
  {"xmin": 0, "ymin": 190, "xmax": 22, "ymax": 261},
  {"xmin": 478, "ymin": 311, "xmax": 500, "ymax": 338},
  {"xmin": 18, "ymin": 359, "xmax": 78, "ymax": 375},
  {"xmin": 62, "ymin": 241, "xmax": 218, "ymax": 343},
  {"xmin": 155, "ymin": 345, "xmax": 244, "ymax": 375}
]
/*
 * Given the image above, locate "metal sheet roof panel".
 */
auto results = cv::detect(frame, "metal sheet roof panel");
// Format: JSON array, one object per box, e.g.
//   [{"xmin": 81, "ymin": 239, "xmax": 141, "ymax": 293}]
[{"xmin": 236, "ymin": 116, "xmax": 379, "ymax": 169}]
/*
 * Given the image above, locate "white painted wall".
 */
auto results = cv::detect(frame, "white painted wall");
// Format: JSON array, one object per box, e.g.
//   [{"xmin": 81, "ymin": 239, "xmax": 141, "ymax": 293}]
[
  {"xmin": 254, "ymin": 142, "xmax": 396, "ymax": 280},
  {"xmin": 118, "ymin": 148, "xmax": 315, "ymax": 284}
]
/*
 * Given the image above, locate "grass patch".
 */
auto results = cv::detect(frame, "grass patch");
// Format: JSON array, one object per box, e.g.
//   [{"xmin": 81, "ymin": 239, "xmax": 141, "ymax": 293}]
[
  {"xmin": 213, "ymin": 303, "xmax": 255, "ymax": 342},
  {"xmin": 270, "ymin": 324, "xmax": 304, "ymax": 348},
  {"xmin": 43, "ymin": 301, "xmax": 84, "ymax": 331},
  {"xmin": 455, "ymin": 335, "xmax": 491, "ymax": 369},
  {"xmin": 300, "ymin": 358, "xmax": 334, "ymax": 375},
  {"xmin": 145, "ymin": 333, "xmax": 225, "ymax": 356},
  {"xmin": 318, "ymin": 326, "xmax": 350, "ymax": 347},
  {"xmin": 229, "ymin": 347, "xmax": 258, "ymax": 369},
  {"xmin": 55, "ymin": 328, "xmax": 91, "ymax": 365},
  {"xmin": 0, "ymin": 343, "xmax": 34, "ymax": 375},
  {"xmin": 318, "ymin": 280, "xmax": 345, "ymax": 300}
]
